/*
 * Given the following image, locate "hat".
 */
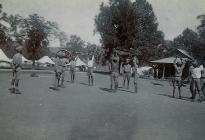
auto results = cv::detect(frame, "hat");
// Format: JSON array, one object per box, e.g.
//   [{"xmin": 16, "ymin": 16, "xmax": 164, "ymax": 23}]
[
  {"xmin": 192, "ymin": 60, "xmax": 198, "ymax": 67},
  {"xmin": 15, "ymin": 46, "xmax": 23, "ymax": 51}
]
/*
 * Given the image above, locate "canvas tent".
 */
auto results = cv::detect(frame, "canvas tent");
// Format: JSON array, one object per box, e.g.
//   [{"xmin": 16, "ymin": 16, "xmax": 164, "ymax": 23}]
[
  {"xmin": 38, "ymin": 56, "xmax": 55, "ymax": 64},
  {"xmin": 22, "ymin": 56, "xmax": 32, "ymax": 64},
  {"xmin": 67, "ymin": 56, "xmax": 87, "ymax": 67},
  {"xmin": 0, "ymin": 49, "xmax": 12, "ymax": 68},
  {"xmin": 0, "ymin": 49, "xmax": 11, "ymax": 63}
]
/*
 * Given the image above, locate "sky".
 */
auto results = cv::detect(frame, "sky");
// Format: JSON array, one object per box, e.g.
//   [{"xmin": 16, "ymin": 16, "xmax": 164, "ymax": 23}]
[{"xmin": 1, "ymin": 0, "xmax": 205, "ymax": 46}]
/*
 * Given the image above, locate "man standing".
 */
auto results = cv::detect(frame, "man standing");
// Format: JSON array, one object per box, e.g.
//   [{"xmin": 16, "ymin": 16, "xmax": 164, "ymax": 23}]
[
  {"xmin": 133, "ymin": 56, "xmax": 139, "ymax": 93},
  {"xmin": 201, "ymin": 62, "xmax": 205, "ymax": 96},
  {"xmin": 50, "ymin": 54, "xmax": 61, "ymax": 90},
  {"xmin": 173, "ymin": 57, "xmax": 186, "ymax": 99},
  {"xmin": 188, "ymin": 61, "xmax": 195, "ymax": 99},
  {"xmin": 110, "ymin": 51, "xmax": 120, "ymax": 92},
  {"xmin": 87, "ymin": 55, "xmax": 94, "ymax": 86},
  {"xmin": 9, "ymin": 46, "xmax": 23, "ymax": 94},
  {"xmin": 122, "ymin": 58, "xmax": 132, "ymax": 89},
  {"xmin": 191, "ymin": 61, "xmax": 204, "ymax": 102},
  {"xmin": 59, "ymin": 57, "xmax": 67, "ymax": 88},
  {"xmin": 70, "ymin": 57, "xmax": 76, "ymax": 83}
]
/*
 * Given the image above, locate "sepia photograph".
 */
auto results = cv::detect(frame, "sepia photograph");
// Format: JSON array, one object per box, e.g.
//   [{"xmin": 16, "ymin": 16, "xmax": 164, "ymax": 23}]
[{"xmin": 0, "ymin": 0, "xmax": 205, "ymax": 139}]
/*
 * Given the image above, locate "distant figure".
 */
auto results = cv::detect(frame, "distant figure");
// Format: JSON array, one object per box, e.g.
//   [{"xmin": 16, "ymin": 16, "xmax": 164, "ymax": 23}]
[
  {"xmin": 122, "ymin": 58, "xmax": 132, "ymax": 89},
  {"xmin": 87, "ymin": 55, "xmax": 94, "ymax": 86},
  {"xmin": 190, "ymin": 61, "xmax": 204, "ymax": 102},
  {"xmin": 59, "ymin": 57, "xmax": 67, "ymax": 88},
  {"xmin": 173, "ymin": 57, "xmax": 186, "ymax": 99},
  {"xmin": 201, "ymin": 62, "xmax": 205, "ymax": 96},
  {"xmin": 188, "ymin": 61, "xmax": 195, "ymax": 99},
  {"xmin": 9, "ymin": 46, "xmax": 23, "ymax": 94},
  {"xmin": 133, "ymin": 56, "xmax": 139, "ymax": 93},
  {"xmin": 110, "ymin": 51, "xmax": 119, "ymax": 92},
  {"xmin": 70, "ymin": 57, "xmax": 76, "ymax": 83},
  {"xmin": 50, "ymin": 54, "xmax": 61, "ymax": 90}
]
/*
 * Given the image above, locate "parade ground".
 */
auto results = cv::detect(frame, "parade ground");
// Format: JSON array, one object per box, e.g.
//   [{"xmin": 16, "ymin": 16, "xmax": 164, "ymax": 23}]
[{"xmin": 0, "ymin": 71, "xmax": 205, "ymax": 140}]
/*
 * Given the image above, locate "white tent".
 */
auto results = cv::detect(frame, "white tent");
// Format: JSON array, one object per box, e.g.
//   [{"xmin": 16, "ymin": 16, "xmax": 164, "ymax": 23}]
[
  {"xmin": 22, "ymin": 56, "xmax": 32, "ymax": 64},
  {"xmin": 137, "ymin": 66, "xmax": 153, "ymax": 76},
  {"xmin": 76, "ymin": 57, "xmax": 87, "ymax": 66},
  {"xmin": 38, "ymin": 56, "xmax": 55, "ymax": 64},
  {"xmin": 66, "ymin": 56, "xmax": 87, "ymax": 66},
  {"xmin": 0, "ymin": 20, "xmax": 10, "ymax": 28},
  {"xmin": 0, "ymin": 49, "xmax": 11, "ymax": 62}
]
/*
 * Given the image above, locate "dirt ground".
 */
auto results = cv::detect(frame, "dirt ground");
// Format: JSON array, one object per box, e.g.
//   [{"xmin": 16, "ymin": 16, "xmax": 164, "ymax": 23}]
[{"xmin": 0, "ymin": 71, "xmax": 205, "ymax": 140}]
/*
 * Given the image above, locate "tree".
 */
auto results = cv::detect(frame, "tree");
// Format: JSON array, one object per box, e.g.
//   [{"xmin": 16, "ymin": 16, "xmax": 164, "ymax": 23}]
[
  {"xmin": 95, "ymin": 0, "xmax": 164, "ymax": 63},
  {"xmin": 196, "ymin": 15, "xmax": 205, "ymax": 60},
  {"xmin": 21, "ymin": 14, "xmax": 58, "ymax": 67},
  {"xmin": 66, "ymin": 35, "xmax": 85, "ymax": 52},
  {"xmin": 58, "ymin": 31, "xmax": 68, "ymax": 48},
  {"xmin": 173, "ymin": 28, "xmax": 200, "ymax": 59},
  {"xmin": 0, "ymin": 4, "xmax": 8, "ymax": 47}
]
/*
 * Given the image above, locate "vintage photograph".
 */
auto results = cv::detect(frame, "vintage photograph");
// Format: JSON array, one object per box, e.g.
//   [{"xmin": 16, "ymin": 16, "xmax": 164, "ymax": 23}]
[{"xmin": 0, "ymin": 0, "xmax": 205, "ymax": 139}]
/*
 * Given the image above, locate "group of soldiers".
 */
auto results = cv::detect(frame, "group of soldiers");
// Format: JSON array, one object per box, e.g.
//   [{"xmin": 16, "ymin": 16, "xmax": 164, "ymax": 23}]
[
  {"xmin": 9, "ymin": 46, "xmax": 139, "ymax": 94},
  {"xmin": 108, "ymin": 50, "xmax": 139, "ymax": 93},
  {"xmin": 9, "ymin": 45, "xmax": 205, "ymax": 103},
  {"xmin": 49, "ymin": 50, "xmax": 96, "ymax": 90},
  {"xmin": 172, "ymin": 57, "xmax": 205, "ymax": 102}
]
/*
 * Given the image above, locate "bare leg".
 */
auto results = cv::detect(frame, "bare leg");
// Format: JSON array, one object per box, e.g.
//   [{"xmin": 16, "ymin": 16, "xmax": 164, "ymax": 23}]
[
  {"xmin": 110, "ymin": 74, "xmax": 113, "ymax": 90},
  {"xmin": 91, "ymin": 76, "xmax": 93, "ymax": 86},
  {"xmin": 114, "ymin": 75, "xmax": 118, "ymax": 92},
  {"xmin": 178, "ymin": 86, "xmax": 181, "ymax": 99},
  {"xmin": 173, "ymin": 81, "xmax": 176, "ymax": 98}
]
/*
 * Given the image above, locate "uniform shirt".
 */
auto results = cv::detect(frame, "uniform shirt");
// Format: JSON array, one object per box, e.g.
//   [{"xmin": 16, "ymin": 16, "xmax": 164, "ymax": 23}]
[
  {"xmin": 60, "ymin": 58, "xmax": 67, "ymax": 71},
  {"xmin": 192, "ymin": 65, "xmax": 204, "ymax": 79},
  {"xmin": 54, "ymin": 57, "xmax": 61, "ymax": 73},
  {"xmin": 13, "ymin": 53, "xmax": 22, "ymax": 66},
  {"xmin": 111, "ymin": 62, "xmax": 119, "ymax": 73},
  {"xmin": 123, "ymin": 63, "xmax": 132, "ymax": 73}
]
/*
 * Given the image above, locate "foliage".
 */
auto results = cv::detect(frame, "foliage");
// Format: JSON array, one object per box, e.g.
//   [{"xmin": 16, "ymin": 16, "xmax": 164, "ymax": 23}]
[
  {"xmin": 66, "ymin": 34, "xmax": 85, "ymax": 52},
  {"xmin": 95, "ymin": 0, "xmax": 164, "ymax": 63}
]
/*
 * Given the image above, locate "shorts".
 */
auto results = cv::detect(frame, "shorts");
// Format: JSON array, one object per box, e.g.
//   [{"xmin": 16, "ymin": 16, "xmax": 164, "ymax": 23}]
[
  {"xmin": 13, "ymin": 67, "xmax": 21, "ymax": 80},
  {"xmin": 124, "ymin": 72, "xmax": 131, "ymax": 78},
  {"xmin": 87, "ymin": 67, "xmax": 93, "ymax": 76},
  {"xmin": 70, "ymin": 69, "xmax": 75, "ymax": 75},
  {"xmin": 173, "ymin": 76, "xmax": 182, "ymax": 87},
  {"xmin": 111, "ymin": 72, "xmax": 119, "ymax": 78}
]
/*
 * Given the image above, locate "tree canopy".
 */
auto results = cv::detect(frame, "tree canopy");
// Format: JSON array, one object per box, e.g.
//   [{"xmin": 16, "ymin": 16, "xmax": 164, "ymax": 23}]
[{"xmin": 95, "ymin": 0, "xmax": 164, "ymax": 63}]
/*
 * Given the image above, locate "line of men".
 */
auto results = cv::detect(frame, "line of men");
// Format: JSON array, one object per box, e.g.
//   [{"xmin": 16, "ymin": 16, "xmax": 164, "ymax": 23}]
[
  {"xmin": 11, "ymin": 46, "xmax": 204, "ymax": 100},
  {"xmin": 9, "ymin": 47, "xmax": 140, "ymax": 94},
  {"xmin": 108, "ymin": 50, "xmax": 139, "ymax": 93},
  {"xmin": 50, "ymin": 52, "xmax": 95, "ymax": 90},
  {"xmin": 172, "ymin": 57, "xmax": 205, "ymax": 102}
]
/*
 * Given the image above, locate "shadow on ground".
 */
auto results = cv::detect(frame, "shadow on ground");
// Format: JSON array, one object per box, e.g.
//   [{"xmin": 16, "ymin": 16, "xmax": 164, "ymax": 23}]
[
  {"xmin": 99, "ymin": 87, "xmax": 113, "ymax": 93},
  {"xmin": 151, "ymin": 82, "xmax": 164, "ymax": 86},
  {"xmin": 154, "ymin": 93, "xmax": 192, "ymax": 102}
]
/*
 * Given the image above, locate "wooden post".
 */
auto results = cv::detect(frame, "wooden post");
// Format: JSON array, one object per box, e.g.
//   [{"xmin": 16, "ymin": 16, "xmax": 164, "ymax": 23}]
[{"xmin": 162, "ymin": 64, "xmax": 165, "ymax": 79}]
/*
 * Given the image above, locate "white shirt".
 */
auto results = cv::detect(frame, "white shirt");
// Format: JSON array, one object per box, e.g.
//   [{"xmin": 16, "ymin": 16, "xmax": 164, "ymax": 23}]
[
  {"xmin": 88, "ymin": 60, "xmax": 94, "ymax": 67},
  {"xmin": 87, "ymin": 56, "xmax": 94, "ymax": 67},
  {"xmin": 13, "ymin": 53, "xmax": 22, "ymax": 66},
  {"xmin": 192, "ymin": 65, "xmax": 204, "ymax": 79}
]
